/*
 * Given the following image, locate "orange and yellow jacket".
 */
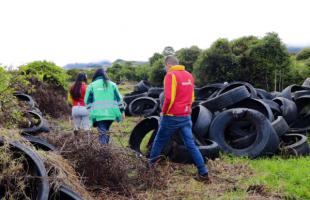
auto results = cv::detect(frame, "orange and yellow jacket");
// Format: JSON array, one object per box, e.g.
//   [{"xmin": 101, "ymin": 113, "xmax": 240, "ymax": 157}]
[{"xmin": 162, "ymin": 65, "xmax": 195, "ymax": 116}]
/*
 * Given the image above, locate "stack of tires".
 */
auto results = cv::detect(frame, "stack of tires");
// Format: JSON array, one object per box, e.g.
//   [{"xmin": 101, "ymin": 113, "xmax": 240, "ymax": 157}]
[
  {"xmin": 0, "ymin": 136, "xmax": 84, "ymax": 200},
  {"xmin": 124, "ymin": 80, "xmax": 163, "ymax": 117},
  {"xmin": 14, "ymin": 92, "xmax": 50, "ymax": 134},
  {"xmin": 128, "ymin": 81, "xmax": 310, "ymax": 163}
]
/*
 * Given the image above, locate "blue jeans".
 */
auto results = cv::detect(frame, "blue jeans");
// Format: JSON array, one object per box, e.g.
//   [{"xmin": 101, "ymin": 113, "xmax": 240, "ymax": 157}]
[
  {"xmin": 149, "ymin": 116, "xmax": 208, "ymax": 175},
  {"xmin": 96, "ymin": 120, "xmax": 113, "ymax": 144}
]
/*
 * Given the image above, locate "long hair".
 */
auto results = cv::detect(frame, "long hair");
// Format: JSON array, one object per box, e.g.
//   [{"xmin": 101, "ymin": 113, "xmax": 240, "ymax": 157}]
[
  {"xmin": 92, "ymin": 68, "xmax": 109, "ymax": 87},
  {"xmin": 70, "ymin": 73, "xmax": 87, "ymax": 100}
]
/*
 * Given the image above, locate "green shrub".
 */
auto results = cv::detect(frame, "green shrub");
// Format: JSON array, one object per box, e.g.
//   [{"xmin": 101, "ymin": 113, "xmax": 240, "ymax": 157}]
[{"xmin": 296, "ymin": 48, "xmax": 310, "ymax": 60}]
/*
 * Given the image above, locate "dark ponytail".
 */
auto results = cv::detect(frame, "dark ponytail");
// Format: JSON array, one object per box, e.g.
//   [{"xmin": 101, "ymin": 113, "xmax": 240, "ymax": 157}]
[
  {"xmin": 92, "ymin": 68, "xmax": 110, "ymax": 87},
  {"xmin": 70, "ymin": 73, "xmax": 87, "ymax": 100}
]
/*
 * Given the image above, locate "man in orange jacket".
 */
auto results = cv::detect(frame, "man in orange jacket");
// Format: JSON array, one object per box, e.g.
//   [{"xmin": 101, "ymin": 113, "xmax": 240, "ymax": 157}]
[{"xmin": 149, "ymin": 55, "xmax": 209, "ymax": 181}]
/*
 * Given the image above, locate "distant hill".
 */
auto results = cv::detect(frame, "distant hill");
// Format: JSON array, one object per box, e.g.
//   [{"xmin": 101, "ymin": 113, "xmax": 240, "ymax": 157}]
[
  {"xmin": 63, "ymin": 60, "xmax": 112, "ymax": 70},
  {"xmin": 287, "ymin": 46, "xmax": 310, "ymax": 54},
  {"xmin": 63, "ymin": 59, "xmax": 148, "ymax": 69}
]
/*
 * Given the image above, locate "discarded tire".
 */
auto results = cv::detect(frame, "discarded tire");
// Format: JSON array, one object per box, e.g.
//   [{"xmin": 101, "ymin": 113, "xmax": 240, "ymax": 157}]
[
  {"xmin": 128, "ymin": 97, "xmax": 159, "ymax": 116},
  {"xmin": 256, "ymin": 88, "xmax": 274, "ymax": 100},
  {"xmin": 280, "ymin": 84, "xmax": 310, "ymax": 100},
  {"xmin": 290, "ymin": 95, "xmax": 310, "ymax": 133},
  {"xmin": 217, "ymin": 82, "xmax": 257, "ymax": 98},
  {"xmin": 13, "ymin": 92, "xmax": 37, "ymax": 109},
  {"xmin": 134, "ymin": 80, "xmax": 151, "ymax": 93},
  {"xmin": 201, "ymin": 86, "xmax": 251, "ymax": 112},
  {"xmin": 294, "ymin": 90, "xmax": 310, "ymax": 100},
  {"xmin": 191, "ymin": 105, "xmax": 213, "ymax": 139},
  {"xmin": 209, "ymin": 108, "xmax": 280, "ymax": 158},
  {"xmin": 261, "ymin": 99, "xmax": 282, "ymax": 117},
  {"xmin": 169, "ymin": 139, "xmax": 220, "ymax": 164},
  {"xmin": 272, "ymin": 116, "xmax": 289, "ymax": 137},
  {"xmin": 129, "ymin": 116, "xmax": 171, "ymax": 156},
  {"xmin": 195, "ymin": 84, "xmax": 223, "ymax": 100},
  {"xmin": 21, "ymin": 111, "xmax": 45, "ymax": 134},
  {"xmin": 228, "ymin": 98, "xmax": 274, "ymax": 121},
  {"xmin": 279, "ymin": 134, "xmax": 310, "ymax": 156},
  {"xmin": 22, "ymin": 135, "xmax": 56, "ymax": 151},
  {"xmin": 273, "ymin": 97, "xmax": 298, "ymax": 125},
  {"xmin": 147, "ymin": 87, "xmax": 164, "ymax": 98},
  {"xmin": 0, "ymin": 139, "xmax": 50, "ymax": 200}
]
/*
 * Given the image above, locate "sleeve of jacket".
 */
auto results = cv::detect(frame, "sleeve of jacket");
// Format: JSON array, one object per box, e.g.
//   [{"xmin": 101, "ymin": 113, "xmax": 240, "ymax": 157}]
[
  {"xmin": 113, "ymin": 84, "xmax": 125, "ymax": 113},
  {"xmin": 162, "ymin": 73, "xmax": 177, "ymax": 114}
]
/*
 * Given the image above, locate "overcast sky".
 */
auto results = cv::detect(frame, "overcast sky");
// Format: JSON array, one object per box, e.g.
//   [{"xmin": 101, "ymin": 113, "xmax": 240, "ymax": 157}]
[{"xmin": 0, "ymin": 0, "xmax": 309, "ymax": 67}]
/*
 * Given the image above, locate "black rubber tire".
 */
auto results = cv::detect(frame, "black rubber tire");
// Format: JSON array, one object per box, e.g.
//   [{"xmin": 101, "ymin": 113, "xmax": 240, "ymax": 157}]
[
  {"xmin": 159, "ymin": 92, "xmax": 164, "ymax": 109},
  {"xmin": 228, "ymin": 98, "xmax": 274, "ymax": 121},
  {"xmin": 273, "ymin": 97, "xmax": 298, "ymax": 125},
  {"xmin": 169, "ymin": 139, "xmax": 220, "ymax": 164},
  {"xmin": 13, "ymin": 92, "xmax": 38, "ymax": 108},
  {"xmin": 256, "ymin": 88, "xmax": 274, "ymax": 100},
  {"xmin": 22, "ymin": 111, "xmax": 45, "ymax": 134},
  {"xmin": 128, "ymin": 97, "xmax": 159, "ymax": 117},
  {"xmin": 195, "ymin": 84, "xmax": 223, "ymax": 100},
  {"xmin": 294, "ymin": 90, "xmax": 310, "ymax": 100},
  {"xmin": 279, "ymin": 134, "xmax": 310, "ymax": 156},
  {"xmin": 191, "ymin": 105, "xmax": 213, "ymax": 139},
  {"xmin": 272, "ymin": 116, "xmax": 289, "ymax": 137},
  {"xmin": 270, "ymin": 91, "xmax": 281, "ymax": 98},
  {"xmin": 280, "ymin": 84, "xmax": 310, "ymax": 100},
  {"xmin": 290, "ymin": 95, "xmax": 310, "ymax": 133},
  {"xmin": 0, "ymin": 139, "xmax": 50, "ymax": 200},
  {"xmin": 147, "ymin": 87, "xmax": 164, "ymax": 98},
  {"xmin": 123, "ymin": 92, "xmax": 148, "ymax": 105},
  {"xmin": 230, "ymin": 133, "xmax": 257, "ymax": 149},
  {"xmin": 217, "ymin": 82, "xmax": 257, "ymax": 98},
  {"xmin": 302, "ymin": 78, "xmax": 310, "ymax": 87},
  {"xmin": 201, "ymin": 86, "xmax": 251, "ymax": 112},
  {"xmin": 129, "ymin": 116, "xmax": 171, "ymax": 157},
  {"xmin": 261, "ymin": 99, "xmax": 282, "ymax": 117},
  {"xmin": 133, "ymin": 80, "xmax": 151, "ymax": 93},
  {"xmin": 209, "ymin": 108, "xmax": 280, "ymax": 158},
  {"xmin": 50, "ymin": 185, "xmax": 84, "ymax": 200},
  {"xmin": 22, "ymin": 135, "xmax": 56, "ymax": 151}
]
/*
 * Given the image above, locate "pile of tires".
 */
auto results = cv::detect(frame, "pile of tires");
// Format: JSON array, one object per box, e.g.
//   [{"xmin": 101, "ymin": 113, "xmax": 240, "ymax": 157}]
[
  {"xmin": 14, "ymin": 92, "xmax": 50, "ymax": 134},
  {"xmin": 0, "ymin": 136, "xmax": 83, "ymax": 200},
  {"xmin": 128, "ymin": 81, "xmax": 310, "ymax": 163}
]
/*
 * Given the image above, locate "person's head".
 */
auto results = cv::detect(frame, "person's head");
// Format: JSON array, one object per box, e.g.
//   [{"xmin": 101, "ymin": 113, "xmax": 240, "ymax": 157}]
[
  {"xmin": 92, "ymin": 68, "xmax": 109, "ymax": 86},
  {"xmin": 164, "ymin": 55, "xmax": 179, "ymax": 72},
  {"xmin": 70, "ymin": 73, "xmax": 87, "ymax": 100}
]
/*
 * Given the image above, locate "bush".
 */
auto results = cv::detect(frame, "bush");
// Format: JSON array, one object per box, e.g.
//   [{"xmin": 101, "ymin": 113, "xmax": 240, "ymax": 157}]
[
  {"xmin": 149, "ymin": 59, "xmax": 165, "ymax": 86},
  {"xmin": 296, "ymin": 48, "xmax": 310, "ymax": 60}
]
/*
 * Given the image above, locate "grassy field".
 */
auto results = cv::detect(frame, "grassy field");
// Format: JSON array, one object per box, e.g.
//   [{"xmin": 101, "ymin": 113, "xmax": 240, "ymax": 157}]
[{"xmin": 49, "ymin": 83, "xmax": 310, "ymax": 199}]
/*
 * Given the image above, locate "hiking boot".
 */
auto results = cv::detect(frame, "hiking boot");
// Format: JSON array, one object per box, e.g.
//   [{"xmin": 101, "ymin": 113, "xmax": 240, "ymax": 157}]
[{"xmin": 195, "ymin": 173, "xmax": 211, "ymax": 183}]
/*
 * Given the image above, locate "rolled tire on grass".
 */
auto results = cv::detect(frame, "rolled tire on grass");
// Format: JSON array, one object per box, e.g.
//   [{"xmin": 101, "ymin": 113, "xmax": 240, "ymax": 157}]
[
  {"xmin": 123, "ymin": 92, "xmax": 148, "ymax": 116},
  {"xmin": 21, "ymin": 111, "xmax": 45, "ymax": 134},
  {"xmin": 279, "ymin": 134, "xmax": 310, "ymax": 156},
  {"xmin": 50, "ymin": 185, "xmax": 83, "ymax": 200},
  {"xmin": 273, "ymin": 97, "xmax": 298, "ymax": 125},
  {"xmin": 256, "ymin": 88, "xmax": 274, "ymax": 100},
  {"xmin": 290, "ymin": 95, "xmax": 310, "ymax": 133},
  {"xmin": 133, "ymin": 80, "xmax": 151, "ymax": 93},
  {"xmin": 191, "ymin": 105, "xmax": 213, "ymax": 139},
  {"xmin": 129, "ymin": 97, "xmax": 159, "ymax": 117},
  {"xmin": 209, "ymin": 108, "xmax": 280, "ymax": 158},
  {"xmin": 0, "ymin": 139, "xmax": 50, "ymax": 200},
  {"xmin": 169, "ymin": 139, "xmax": 220, "ymax": 164},
  {"xmin": 201, "ymin": 86, "xmax": 251, "ymax": 112},
  {"xmin": 147, "ymin": 87, "xmax": 164, "ymax": 98},
  {"xmin": 280, "ymin": 84, "xmax": 310, "ymax": 100},
  {"xmin": 22, "ymin": 135, "xmax": 56, "ymax": 151},
  {"xmin": 217, "ymin": 81, "xmax": 257, "ymax": 98},
  {"xmin": 129, "ymin": 116, "xmax": 171, "ymax": 157},
  {"xmin": 272, "ymin": 116, "xmax": 290, "ymax": 137},
  {"xmin": 228, "ymin": 98, "xmax": 274, "ymax": 122}
]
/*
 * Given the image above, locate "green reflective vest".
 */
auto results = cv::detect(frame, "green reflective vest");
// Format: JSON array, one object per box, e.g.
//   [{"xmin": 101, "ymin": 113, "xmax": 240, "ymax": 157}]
[{"xmin": 84, "ymin": 78, "xmax": 123, "ymax": 125}]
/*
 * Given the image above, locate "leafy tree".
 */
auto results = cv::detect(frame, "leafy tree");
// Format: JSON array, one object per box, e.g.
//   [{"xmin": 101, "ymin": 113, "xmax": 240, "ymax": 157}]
[
  {"xmin": 135, "ymin": 65, "xmax": 149, "ymax": 81},
  {"xmin": 193, "ymin": 39, "xmax": 238, "ymax": 85},
  {"xmin": 176, "ymin": 46, "xmax": 201, "ymax": 72},
  {"xmin": 296, "ymin": 48, "xmax": 310, "ymax": 60},
  {"xmin": 19, "ymin": 61, "xmax": 68, "ymax": 89},
  {"xmin": 149, "ymin": 53, "xmax": 164, "ymax": 66},
  {"xmin": 149, "ymin": 59, "xmax": 165, "ymax": 86}
]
